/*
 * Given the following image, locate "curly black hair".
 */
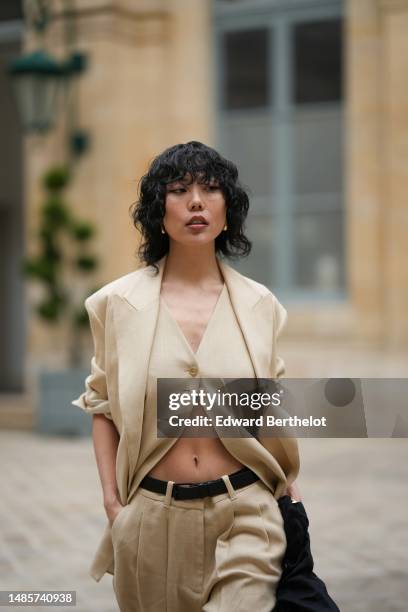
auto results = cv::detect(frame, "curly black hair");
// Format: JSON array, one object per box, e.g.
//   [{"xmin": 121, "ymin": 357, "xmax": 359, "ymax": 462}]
[{"xmin": 129, "ymin": 141, "xmax": 252, "ymax": 273}]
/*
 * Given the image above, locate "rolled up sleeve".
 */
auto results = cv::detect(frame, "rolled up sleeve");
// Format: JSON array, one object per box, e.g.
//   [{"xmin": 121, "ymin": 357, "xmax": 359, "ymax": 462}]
[{"xmin": 71, "ymin": 298, "xmax": 113, "ymax": 420}]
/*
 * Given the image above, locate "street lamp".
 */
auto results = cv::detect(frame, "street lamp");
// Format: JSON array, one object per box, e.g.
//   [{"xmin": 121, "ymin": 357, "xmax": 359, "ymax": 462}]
[
  {"xmin": 8, "ymin": 0, "xmax": 88, "ymax": 156},
  {"xmin": 9, "ymin": 49, "xmax": 65, "ymax": 132}
]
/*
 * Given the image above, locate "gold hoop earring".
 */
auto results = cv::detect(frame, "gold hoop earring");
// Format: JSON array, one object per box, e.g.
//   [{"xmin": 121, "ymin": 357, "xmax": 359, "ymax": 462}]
[{"xmin": 223, "ymin": 223, "xmax": 228, "ymax": 231}]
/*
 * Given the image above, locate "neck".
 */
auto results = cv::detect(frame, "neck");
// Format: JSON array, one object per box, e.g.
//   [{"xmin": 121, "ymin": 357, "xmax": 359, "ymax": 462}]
[{"xmin": 162, "ymin": 242, "xmax": 223, "ymax": 287}]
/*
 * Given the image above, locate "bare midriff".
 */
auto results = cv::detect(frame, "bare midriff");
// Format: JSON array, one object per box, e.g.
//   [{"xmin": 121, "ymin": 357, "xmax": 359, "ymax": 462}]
[{"xmin": 148, "ymin": 437, "xmax": 244, "ymax": 483}]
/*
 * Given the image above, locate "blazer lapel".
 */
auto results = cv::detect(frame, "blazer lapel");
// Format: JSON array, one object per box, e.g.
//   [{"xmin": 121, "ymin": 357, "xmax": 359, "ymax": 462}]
[
  {"xmin": 218, "ymin": 258, "xmax": 273, "ymax": 380},
  {"xmin": 111, "ymin": 255, "xmax": 167, "ymax": 480}
]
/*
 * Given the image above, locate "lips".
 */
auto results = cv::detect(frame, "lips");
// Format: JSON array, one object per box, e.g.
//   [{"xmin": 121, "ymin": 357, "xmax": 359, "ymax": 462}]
[{"xmin": 186, "ymin": 215, "xmax": 208, "ymax": 226}]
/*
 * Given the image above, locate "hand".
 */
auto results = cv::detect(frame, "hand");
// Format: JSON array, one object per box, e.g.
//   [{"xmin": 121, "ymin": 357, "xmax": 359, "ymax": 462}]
[
  {"xmin": 104, "ymin": 497, "xmax": 125, "ymax": 527},
  {"xmin": 283, "ymin": 480, "xmax": 302, "ymax": 502}
]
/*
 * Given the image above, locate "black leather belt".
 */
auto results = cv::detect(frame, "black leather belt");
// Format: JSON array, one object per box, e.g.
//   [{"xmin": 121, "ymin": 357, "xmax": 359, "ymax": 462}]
[{"xmin": 139, "ymin": 467, "xmax": 259, "ymax": 500}]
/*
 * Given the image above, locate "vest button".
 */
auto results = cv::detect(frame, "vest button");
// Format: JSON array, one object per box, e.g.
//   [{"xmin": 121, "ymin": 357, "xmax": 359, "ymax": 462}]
[{"xmin": 188, "ymin": 366, "xmax": 198, "ymax": 377}]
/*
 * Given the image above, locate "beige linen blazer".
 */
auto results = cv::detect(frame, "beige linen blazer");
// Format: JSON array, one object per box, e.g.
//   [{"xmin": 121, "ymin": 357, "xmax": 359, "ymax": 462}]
[{"xmin": 72, "ymin": 253, "xmax": 299, "ymax": 581}]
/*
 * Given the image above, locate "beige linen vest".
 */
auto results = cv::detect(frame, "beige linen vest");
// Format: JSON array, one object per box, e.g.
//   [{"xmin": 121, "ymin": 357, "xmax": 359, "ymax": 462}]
[{"xmin": 135, "ymin": 282, "xmax": 255, "ymax": 484}]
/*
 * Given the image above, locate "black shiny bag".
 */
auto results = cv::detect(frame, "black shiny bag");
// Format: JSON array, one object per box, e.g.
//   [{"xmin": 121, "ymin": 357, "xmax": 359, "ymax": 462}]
[{"xmin": 273, "ymin": 495, "xmax": 340, "ymax": 612}]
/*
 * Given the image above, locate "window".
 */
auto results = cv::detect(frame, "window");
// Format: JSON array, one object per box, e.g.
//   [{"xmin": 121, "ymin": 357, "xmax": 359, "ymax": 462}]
[
  {"xmin": 216, "ymin": 2, "xmax": 344, "ymax": 298},
  {"xmin": 223, "ymin": 28, "xmax": 270, "ymax": 110},
  {"xmin": 294, "ymin": 19, "xmax": 342, "ymax": 104}
]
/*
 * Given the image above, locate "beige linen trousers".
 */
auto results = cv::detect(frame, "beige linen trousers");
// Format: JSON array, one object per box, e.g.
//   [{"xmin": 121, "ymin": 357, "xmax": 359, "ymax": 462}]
[
  {"xmin": 112, "ymin": 477, "xmax": 287, "ymax": 612},
  {"xmin": 72, "ymin": 254, "xmax": 299, "ymax": 590}
]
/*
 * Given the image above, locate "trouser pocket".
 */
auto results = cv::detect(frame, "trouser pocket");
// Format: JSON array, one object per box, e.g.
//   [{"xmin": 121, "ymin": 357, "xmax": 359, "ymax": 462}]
[{"xmin": 112, "ymin": 493, "xmax": 145, "ymax": 606}]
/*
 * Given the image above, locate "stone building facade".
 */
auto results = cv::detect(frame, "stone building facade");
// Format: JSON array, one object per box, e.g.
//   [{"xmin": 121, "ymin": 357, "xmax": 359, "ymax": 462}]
[{"xmin": 0, "ymin": 0, "xmax": 407, "ymax": 427}]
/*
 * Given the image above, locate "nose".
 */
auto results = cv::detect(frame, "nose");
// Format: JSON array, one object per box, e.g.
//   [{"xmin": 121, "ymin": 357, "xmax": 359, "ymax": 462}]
[{"xmin": 189, "ymin": 184, "xmax": 204, "ymax": 210}]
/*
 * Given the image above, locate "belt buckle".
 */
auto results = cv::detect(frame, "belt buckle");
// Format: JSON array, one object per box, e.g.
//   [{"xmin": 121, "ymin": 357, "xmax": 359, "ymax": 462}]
[
  {"xmin": 197, "ymin": 480, "xmax": 227, "ymax": 498},
  {"xmin": 173, "ymin": 482, "xmax": 211, "ymax": 500}
]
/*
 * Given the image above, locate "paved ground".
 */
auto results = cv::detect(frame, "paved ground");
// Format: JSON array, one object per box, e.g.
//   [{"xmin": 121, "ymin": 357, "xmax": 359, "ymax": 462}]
[{"xmin": 0, "ymin": 430, "xmax": 407, "ymax": 612}]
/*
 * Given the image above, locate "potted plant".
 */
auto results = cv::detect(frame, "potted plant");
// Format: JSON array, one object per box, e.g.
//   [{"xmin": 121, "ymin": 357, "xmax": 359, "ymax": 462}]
[{"xmin": 24, "ymin": 165, "xmax": 99, "ymax": 435}]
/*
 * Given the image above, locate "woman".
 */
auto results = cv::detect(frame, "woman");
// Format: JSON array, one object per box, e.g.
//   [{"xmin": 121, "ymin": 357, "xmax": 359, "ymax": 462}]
[{"xmin": 73, "ymin": 141, "xmax": 300, "ymax": 611}]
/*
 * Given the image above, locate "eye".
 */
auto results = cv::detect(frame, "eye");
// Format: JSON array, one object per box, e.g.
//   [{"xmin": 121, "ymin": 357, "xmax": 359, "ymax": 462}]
[
  {"xmin": 206, "ymin": 184, "xmax": 220, "ymax": 191},
  {"xmin": 168, "ymin": 187, "xmax": 186, "ymax": 194}
]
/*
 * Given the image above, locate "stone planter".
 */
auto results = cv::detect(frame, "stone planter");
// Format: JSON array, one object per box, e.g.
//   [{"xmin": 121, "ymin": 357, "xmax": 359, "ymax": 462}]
[{"xmin": 36, "ymin": 368, "xmax": 92, "ymax": 436}]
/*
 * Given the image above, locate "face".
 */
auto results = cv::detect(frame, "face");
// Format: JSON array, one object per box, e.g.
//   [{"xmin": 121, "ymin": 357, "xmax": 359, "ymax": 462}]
[{"xmin": 162, "ymin": 174, "xmax": 226, "ymax": 247}]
